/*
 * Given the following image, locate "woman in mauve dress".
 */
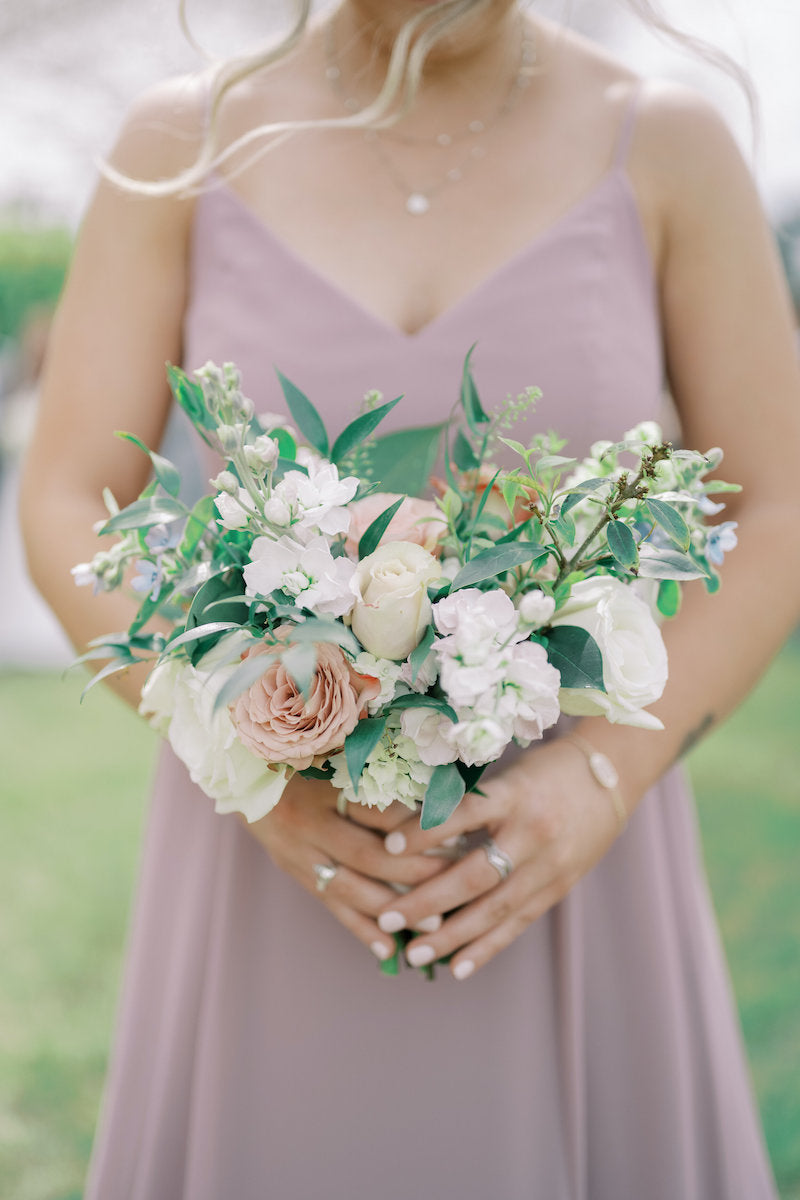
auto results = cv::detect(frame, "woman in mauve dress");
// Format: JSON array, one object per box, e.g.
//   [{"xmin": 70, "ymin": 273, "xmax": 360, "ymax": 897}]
[{"xmin": 20, "ymin": 2, "xmax": 800, "ymax": 1197}]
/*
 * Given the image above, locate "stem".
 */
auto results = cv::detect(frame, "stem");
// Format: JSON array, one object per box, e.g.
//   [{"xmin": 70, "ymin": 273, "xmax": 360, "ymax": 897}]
[{"xmin": 554, "ymin": 464, "xmax": 649, "ymax": 588}]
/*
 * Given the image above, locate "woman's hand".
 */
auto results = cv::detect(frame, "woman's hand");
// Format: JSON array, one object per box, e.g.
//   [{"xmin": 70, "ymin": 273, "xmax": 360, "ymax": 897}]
[
  {"xmin": 372, "ymin": 738, "xmax": 628, "ymax": 980},
  {"xmin": 240, "ymin": 773, "xmax": 449, "ymax": 961}
]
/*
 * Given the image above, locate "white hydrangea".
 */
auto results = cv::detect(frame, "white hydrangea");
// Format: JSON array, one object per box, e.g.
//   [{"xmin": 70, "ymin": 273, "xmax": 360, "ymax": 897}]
[
  {"xmin": 330, "ymin": 717, "xmax": 432, "ymax": 811},
  {"xmin": 352, "ymin": 652, "xmax": 404, "ymax": 714}
]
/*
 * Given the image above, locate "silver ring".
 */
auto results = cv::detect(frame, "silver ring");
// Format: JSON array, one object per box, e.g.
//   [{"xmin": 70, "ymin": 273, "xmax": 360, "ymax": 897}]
[
  {"xmin": 482, "ymin": 837, "xmax": 513, "ymax": 881},
  {"xmin": 313, "ymin": 862, "xmax": 338, "ymax": 893}
]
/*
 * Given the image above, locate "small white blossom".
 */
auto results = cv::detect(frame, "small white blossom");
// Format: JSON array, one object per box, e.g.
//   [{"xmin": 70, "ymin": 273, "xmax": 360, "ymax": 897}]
[
  {"xmin": 517, "ymin": 590, "xmax": 556, "ymax": 629},
  {"xmin": 215, "ymin": 489, "xmax": 256, "ymax": 530},
  {"xmin": 263, "ymin": 496, "xmax": 293, "ymax": 527},
  {"xmin": 211, "ymin": 470, "xmax": 238, "ymax": 494}
]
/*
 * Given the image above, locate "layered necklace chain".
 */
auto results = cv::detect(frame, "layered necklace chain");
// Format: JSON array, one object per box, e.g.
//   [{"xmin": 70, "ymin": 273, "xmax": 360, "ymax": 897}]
[{"xmin": 323, "ymin": 15, "xmax": 536, "ymax": 215}]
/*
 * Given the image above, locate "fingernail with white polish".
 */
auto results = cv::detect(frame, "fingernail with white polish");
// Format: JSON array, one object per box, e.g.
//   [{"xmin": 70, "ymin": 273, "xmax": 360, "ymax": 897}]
[
  {"xmin": 441, "ymin": 835, "xmax": 461, "ymax": 847},
  {"xmin": 371, "ymin": 941, "xmax": 391, "ymax": 961},
  {"xmin": 415, "ymin": 915, "xmax": 442, "ymax": 934},
  {"xmin": 453, "ymin": 959, "xmax": 475, "ymax": 982},
  {"xmin": 384, "ymin": 831, "xmax": 407, "ymax": 855},
  {"xmin": 378, "ymin": 910, "xmax": 407, "ymax": 934},
  {"xmin": 407, "ymin": 944, "xmax": 436, "ymax": 968}
]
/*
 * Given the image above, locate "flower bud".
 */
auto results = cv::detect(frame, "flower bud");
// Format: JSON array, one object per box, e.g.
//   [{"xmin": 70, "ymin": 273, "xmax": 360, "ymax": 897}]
[
  {"xmin": 211, "ymin": 470, "xmax": 239, "ymax": 494},
  {"xmin": 217, "ymin": 424, "xmax": 241, "ymax": 454},
  {"xmin": 263, "ymin": 496, "xmax": 292, "ymax": 527},
  {"xmin": 518, "ymin": 590, "xmax": 556, "ymax": 629}
]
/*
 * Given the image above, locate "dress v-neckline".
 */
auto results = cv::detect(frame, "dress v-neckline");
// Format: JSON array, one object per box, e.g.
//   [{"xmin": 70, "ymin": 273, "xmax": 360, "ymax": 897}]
[{"xmin": 201, "ymin": 167, "xmax": 642, "ymax": 340}]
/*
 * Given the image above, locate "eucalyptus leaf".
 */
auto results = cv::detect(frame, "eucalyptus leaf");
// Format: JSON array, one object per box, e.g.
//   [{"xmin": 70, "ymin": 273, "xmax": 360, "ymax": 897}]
[
  {"xmin": 287, "ymin": 618, "xmax": 360, "ymax": 656},
  {"xmin": 460, "ymin": 344, "xmax": 490, "ymax": 433},
  {"xmin": 99, "ymin": 497, "xmax": 187, "ymax": 535},
  {"xmin": 358, "ymin": 496, "xmax": 405, "ymax": 560},
  {"xmin": 387, "ymin": 693, "xmax": 457, "ymax": 722},
  {"xmin": 275, "ymin": 368, "xmax": 329, "ymax": 457},
  {"xmin": 656, "ymin": 578, "xmax": 682, "ymax": 618},
  {"xmin": 344, "ymin": 716, "xmax": 388, "ymax": 796},
  {"xmin": 408, "ymin": 624, "xmax": 435, "ymax": 683},
  {"xmin": 212, "ymin": 651, "xmax": 272, "ymax": 712},
  {"xmin": 331, "ymin": 396, "xmax": 401, "ymax": 464},
  {"xmin": 606, "ymin": 520, "xmax": 639, "ymax": 570},
  {"xmin": 637, "ymin": 545, "xmax": 708, "ymax": 580},
  {"xmin": 364, "ymin": 423, "xmax": 443, "ymax": 496},
  {"xmin": 116, "ymin": 431, "xmax": 181, "ymax": 498},
  {"xmin": 167, "ymin": 364, "xmax": 217, "ymax": 437},
  {"xmin": 450, "ymin": 542, "xmax": 548, "ymax": 592},
  {"xmin": 453, "ymin": 428, "xmax": 480, "ymax": 472},
  {"xmin": 179, "ymin": 495, "xmax": 215, "ymax": 559},
  {"xmin": 80, "ymin": 657, "xmax": 141, "ymax": 701},
  {"xmin": 645, "ymin": 498, "xmax": 691, "ymax": 552},
  {"xmin": 166, "ymin": 621, "xmax": 241, "ymax": 651},
  {"xmin": 421, "ymin": 763, "xmax": 466, "ymax": 830},
  {"xmin": 280, "ymin": 642, "xmax": 318, "ymax": 698},
  {"xmin": 544, "ymin": 625, "xmax": 605, "ymax": 691},
  {"xmin": 128, "ymin": 584, "xmax": 176, "ymax": 638}
]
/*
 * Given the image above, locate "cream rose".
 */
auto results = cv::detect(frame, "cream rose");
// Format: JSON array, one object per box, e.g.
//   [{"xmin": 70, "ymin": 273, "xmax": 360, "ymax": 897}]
[
  {"xmin": 349, "ymin": 541, "xmax": 441, "ymax": 661},
  {"xmin": 231, "ymin": 638, "xmax": 380, "ymax": 770},
  {"xmin": 139, "ymin": 654, "xmax": 291, "ymax": 823},
  {"xmin": 549, "ymin": 576, "xmax": 668, "ymax": 729},
  {"xmin": 345, "ymin": 493, "xmax": 447, "ymax": 557}
]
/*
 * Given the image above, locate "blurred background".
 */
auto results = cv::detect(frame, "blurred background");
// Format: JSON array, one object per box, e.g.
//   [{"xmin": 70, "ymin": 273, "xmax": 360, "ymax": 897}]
[{"xmin": 1, "ymin": 2, "xmax": 798, "ymax": 1197}]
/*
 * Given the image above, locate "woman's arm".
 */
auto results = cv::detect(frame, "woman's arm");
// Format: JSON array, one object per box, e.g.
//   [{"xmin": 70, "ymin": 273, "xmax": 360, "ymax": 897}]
[
  {"xmin": 19, "ymin": 78, "xmax": 435, "ymax": 962},
  {"xmin": 370, "ymin": 86, "xmax": 800, "ymax": 978}
]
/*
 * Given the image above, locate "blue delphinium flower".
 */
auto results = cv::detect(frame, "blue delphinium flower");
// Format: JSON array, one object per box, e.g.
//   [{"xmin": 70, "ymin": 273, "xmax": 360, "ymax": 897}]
[{"xmin": 706, "ymin": 521, "xmax": 738, "ymax": 567}]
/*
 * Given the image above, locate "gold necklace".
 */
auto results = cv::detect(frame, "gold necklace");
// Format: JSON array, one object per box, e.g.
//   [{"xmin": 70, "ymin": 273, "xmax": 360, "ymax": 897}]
[{"xmin": 324, "ymin": 15, "xmax": 536, "ymax": 215}]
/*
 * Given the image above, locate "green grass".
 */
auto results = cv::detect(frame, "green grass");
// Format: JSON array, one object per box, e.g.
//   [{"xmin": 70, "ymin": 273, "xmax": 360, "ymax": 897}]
[{"xmin": 0, "ymin": 644, "xmax": 798, "ymax": 1199}]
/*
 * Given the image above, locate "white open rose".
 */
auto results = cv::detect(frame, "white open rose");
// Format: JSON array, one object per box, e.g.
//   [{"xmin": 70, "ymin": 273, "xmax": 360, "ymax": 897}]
[
  {"xmin": 349, "ymin": 541, "xmax": 441, "ymax": 661},
  {"xmin": 549, "ymin": 575, "xmax": 668, "ymax": 729},
  {"xmin": 139, "ymin": 652, "xmax": 291, "ymax": 822}
]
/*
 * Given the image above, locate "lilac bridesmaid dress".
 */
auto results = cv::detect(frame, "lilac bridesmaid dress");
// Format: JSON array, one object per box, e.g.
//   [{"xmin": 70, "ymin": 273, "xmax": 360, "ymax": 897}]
[{"xmin": 85, "ymin": 94, "xmax": 777, "ymax": 1199}]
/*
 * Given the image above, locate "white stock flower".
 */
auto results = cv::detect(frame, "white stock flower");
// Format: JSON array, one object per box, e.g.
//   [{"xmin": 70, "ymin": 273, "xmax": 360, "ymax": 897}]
[
  {"xmin": 139, "ymin": 652, "xmax": 291, "ymax": 823},
  {"xmin": 352, "ymin": 652, "xmax": 404, "ymax": 714},
  {"xmin": 438, "ymin": 652, "xmax": 505, "ymax": 709},
  {"xmin": 399, "ymin": 706, "xmax": 459, "ymax": 766},
  {"xmin": 498, "ymin": 640, "xmax": 561, "ymax": 745},
  {"xmin": 269, "ymin": 459, "xmax": 358, "ymax": 537},
  {"xmin": 398, "ymin": 649, "xmax": 439, "ymax": 692},
  {"xmin": 433, "ymin": 587, "xmax": 522, "ymax": 665},
  {"xmin": 329, "ymin": 718, "xmax": 432, "ymax": 811},
  {"xmin": 449, "ymin": 715, "xmax": 510, "ymax": 767},
  {"xmin": 215, "ymin": 488, "xmax": 256, "ymax": 530},
  {"xmin": 550, "ymin": 575, "xmax": 668, "ymax": 729},
  {"xmin": 350, "ymin": 541, "xmax": 441, "ymax": 660},
  {"xmin": 244, "ymin": 534, "xmax": 356, "ymax": 616}
]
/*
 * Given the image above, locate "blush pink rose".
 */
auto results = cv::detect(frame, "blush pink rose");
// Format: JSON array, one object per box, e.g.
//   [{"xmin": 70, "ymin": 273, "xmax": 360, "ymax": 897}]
[
  {"xmin": 231, "ymin": 639, "xmax": 380, "ymax": 770},
  {"xmin": 345, "ymin": 493, "xmax": 446, "ymax": 558}
]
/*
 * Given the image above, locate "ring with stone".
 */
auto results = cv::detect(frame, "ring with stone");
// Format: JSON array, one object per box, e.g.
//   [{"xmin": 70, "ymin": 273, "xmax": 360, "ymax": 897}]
[
  {"xmin": 313, "ymin": 862, "xmax": 339, "ymax": 893},
  {"xmin": 482, "ymin": 837, "xmax": 514, "ymax": 881}
]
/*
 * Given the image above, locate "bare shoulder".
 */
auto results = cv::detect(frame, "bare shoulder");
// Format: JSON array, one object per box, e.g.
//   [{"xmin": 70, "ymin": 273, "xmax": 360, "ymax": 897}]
[{"xmin": 108, "ymin": 71, "xmax": 212, "ymax": 183}]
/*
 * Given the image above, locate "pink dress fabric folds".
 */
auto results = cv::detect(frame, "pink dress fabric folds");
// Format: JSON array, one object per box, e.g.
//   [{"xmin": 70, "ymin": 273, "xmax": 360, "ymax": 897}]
[{"xmin": 85, "ymin": 109, "xmax": 778, "ymax": 1199}]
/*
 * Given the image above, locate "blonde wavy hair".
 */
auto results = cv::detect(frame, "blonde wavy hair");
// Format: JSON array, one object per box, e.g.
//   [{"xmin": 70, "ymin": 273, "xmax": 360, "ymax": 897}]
[{"xmin": 105, "ymin": 0, "xmax": 756, "ymax": 198}]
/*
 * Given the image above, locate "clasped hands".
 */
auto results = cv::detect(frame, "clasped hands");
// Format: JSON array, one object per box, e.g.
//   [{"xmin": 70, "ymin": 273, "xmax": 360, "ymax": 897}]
[{"xmin": 246, "ymin": 738, "xmax": 625, "ymax": 981}]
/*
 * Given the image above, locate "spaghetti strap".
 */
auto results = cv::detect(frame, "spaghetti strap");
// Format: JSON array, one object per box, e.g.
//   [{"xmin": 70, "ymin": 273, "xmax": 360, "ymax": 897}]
[{"xmin": 613, "ymin": 81, "xmax": 647, "ymax": 168}]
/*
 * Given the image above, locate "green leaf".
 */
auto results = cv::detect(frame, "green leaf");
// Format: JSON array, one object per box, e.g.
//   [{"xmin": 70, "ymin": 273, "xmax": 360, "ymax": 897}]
[
  {"xmin": 545, "ymin": 625, "xmax": 605, "ymax": 691},
  {"xmin": 703, "ymin": 479, "xmax": 742, "ymax": 495},
  {"xmin": 408, "ymin": 624, "xmax": 435, "ymax": 684},
  {"xmin": 637, "ymin": 545, "xmax": 708, "ymax": 580},
  {"xmin": 212, "ymin": 651, "xmax": 272, "ymax": 712},
  {"xmin": 469, "ymin": 467, "xmax": 501, "ymax": 530},
  {"xmin": 453, "ymin": 429, "xmax": 480, "ymax": 472},
  {"xmin": 656, "ymin": 578, "xmax": 682, "ymax": 618},
  {"xmin": 128, "ymin": 584, "xmax": 176, "ymax": 638},
  {"xmin": 460, "ymin": 344, "xmax": 490, "ymax": 434},
  {"xmin": 166, "ymin": 621, "xmax": 241, "ymax": 651},
  {"xmin": 365, "ymin": 424, "xmax": 443, "ymax": 497},
  {"xmin": 533, "ymin": 454, "xmax": 577, "ymax": 474},
  {"xmin": 549, "ymin": 512, "xmax": 577, "ymax": 546},
  {"xmin": 179, "ymin": 495, "xmax": 216, "ymax": 560},
  {"xmin": 275, "ymin": 368, "xmax": 329, "ymax": 457},
  {"xmin": 287, "ymin": 617, "xmax": 361, "ymax": 657},
  {"xmin": 501, "ymin": 477, "xmax": 525, "ymax": 515},
  {"xmin": 185, "ymin": 570, "xmax": 247, "ymax": 662},
  {"xmin": 331, "ymin": 396, "xmax": 401, "ymax": 464},
  {"xmin": 450, "ymin": 542, "xmax": 548, "ymax": 591},
  {"xmin": 267, "ymin": 426, "xmax": 297, "ymax": 460},
  {"xmin": 357, "ymin": 496, "xmax": 405, "ymax": 560},
  {"xmin": 80, "ymin": 656, "xmax": 140, "ymax": 701},
  {"xmin": 273, "ymin": 457, "xmax": 309, "ymax": 482},
  {"xmin": 280, "ymin": 642, "xmax": 318, "ymax": 698},
  {"xmin": 344, "ymin": 716, "xmax": 387, "ymax": 796},
  {"xmin": 645, "ymin": 498, "xmax": 691, "ymax": 552},
  {"xmin": 497, "ymin": 437, "xmax": 529, "ymax": 459},
  {"xmin": 606, "ymin": 520, "xmax": 639, "ymax": 570},
  {"xmin": 420, "ymin": 763, "xmax": 466, "ymax": 830},
  {"xmin": 99, "ymin": 497, "xmax": 187, "ymax": 535},
  {"xmin": 387, "ymin": 693, "xmax": 457, "ymax": 723},
  {"xmin": 166, "ymin": 364, "xmax": 217, "ymax": 437},
  {"xmin": 116, "ymin": 432, "xmax": 181, "ymax": 498}
]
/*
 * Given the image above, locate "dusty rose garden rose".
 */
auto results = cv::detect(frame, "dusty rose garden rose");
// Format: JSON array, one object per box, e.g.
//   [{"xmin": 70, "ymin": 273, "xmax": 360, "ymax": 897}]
[
  {"xmin": 345, "ymin": 492, "xmax": 447, "ymax": 557},
  {"xmin": 231, "ymin": 638, "xmax": 380, "ymax": 770}
]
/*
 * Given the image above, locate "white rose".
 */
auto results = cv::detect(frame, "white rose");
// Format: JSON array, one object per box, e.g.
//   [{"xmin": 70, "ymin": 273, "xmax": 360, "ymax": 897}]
[
  {"xmin": 139, "ymin": 651, "xmax": 291, "ymax": 822},
  {"xmin": 350, "ymin": 541, "xmax": 441, "ymax": 661},
  {"xmin": 549, "ymin": 576, "xmax": 668, "ymax": 729}
]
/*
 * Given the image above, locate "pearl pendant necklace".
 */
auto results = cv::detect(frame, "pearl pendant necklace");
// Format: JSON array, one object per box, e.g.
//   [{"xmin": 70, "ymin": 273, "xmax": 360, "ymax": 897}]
[{"xmin": 324, "ymin": 16, "xmax": 536, "ymax": 215}]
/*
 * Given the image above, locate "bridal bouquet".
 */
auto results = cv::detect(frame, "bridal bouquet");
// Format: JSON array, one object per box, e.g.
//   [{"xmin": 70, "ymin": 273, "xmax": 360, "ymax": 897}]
[{"xmin": 73, "ymin": 352, "xmax": 738, "ymax": 834}]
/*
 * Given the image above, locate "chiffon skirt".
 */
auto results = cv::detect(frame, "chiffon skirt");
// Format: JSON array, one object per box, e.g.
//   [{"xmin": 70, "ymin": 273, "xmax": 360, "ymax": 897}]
[{"xmin": 85, "ymin": 746, "xmax": 777, "ymax": 1200}]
